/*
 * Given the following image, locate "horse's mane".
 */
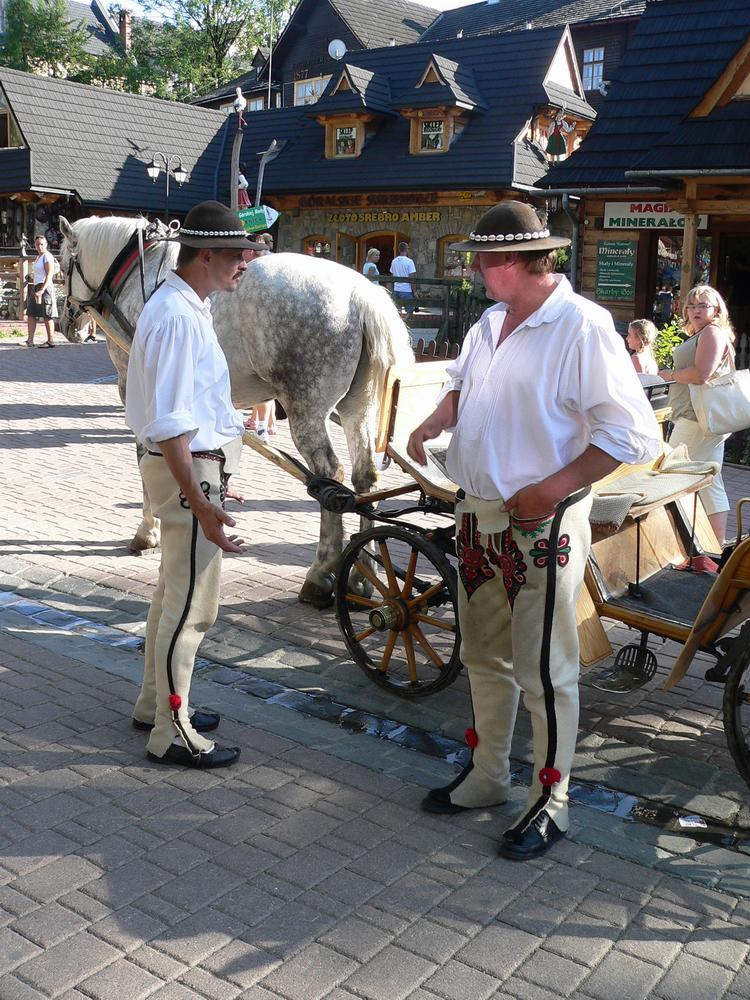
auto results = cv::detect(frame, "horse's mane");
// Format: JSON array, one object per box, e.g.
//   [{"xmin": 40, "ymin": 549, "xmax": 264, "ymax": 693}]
[{"xmin": 73, "ymin": 215, "xmax": 148, "ymax": 263}]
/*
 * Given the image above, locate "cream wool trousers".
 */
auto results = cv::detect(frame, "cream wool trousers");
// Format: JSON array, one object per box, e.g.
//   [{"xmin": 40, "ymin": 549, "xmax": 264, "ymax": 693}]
[
  {"xmin": 134, "ymin": 450, "xmax": 231, "ymax": 758},
  {"xmin": 451, "ymin": 488, "xmax": 592, "ymax": 833}
]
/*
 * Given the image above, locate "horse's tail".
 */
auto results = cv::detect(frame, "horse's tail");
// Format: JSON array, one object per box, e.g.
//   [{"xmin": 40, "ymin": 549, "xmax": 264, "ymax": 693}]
[{"xmin": 351, "ymin": 282, "xmax": 415, "ymax": 396}]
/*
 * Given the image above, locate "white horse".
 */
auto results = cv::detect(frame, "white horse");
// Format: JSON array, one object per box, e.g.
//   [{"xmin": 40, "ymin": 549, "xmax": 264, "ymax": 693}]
[{"xmin": 58, "ymin": 216, "xmax": 414, "ymax": 607}]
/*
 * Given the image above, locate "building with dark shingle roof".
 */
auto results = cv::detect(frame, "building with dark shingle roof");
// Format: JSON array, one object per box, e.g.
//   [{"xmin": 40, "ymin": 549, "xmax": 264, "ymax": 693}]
[
  {"xmin": 542, "ymin": 0, "xmax": 750, "ymax": 334},
  {"xmin": 193, "ymin": 0, "xmax": 439, "ymax": 112},
  {"xmin": 0, "ymin": 64, "xmax": 227, "ymax": 248},
  {"xmin": 234, "ymin": 26, "xmax": 593, "ymax": 277},
  {"xmin": 419, "ymin": 0, "xmax": 647, "ymax": 114}
]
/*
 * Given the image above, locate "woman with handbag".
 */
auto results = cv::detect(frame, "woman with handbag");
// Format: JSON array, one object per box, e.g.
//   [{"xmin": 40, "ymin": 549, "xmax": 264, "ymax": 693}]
[{"xmin": 658, "ymin": 284, "xmax": 734, "ymax": 545}]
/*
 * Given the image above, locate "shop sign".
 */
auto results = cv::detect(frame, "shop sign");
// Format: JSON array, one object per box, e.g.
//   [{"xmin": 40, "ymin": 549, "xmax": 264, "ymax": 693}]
[
  {"xmin": 604, "ymin": 202, "xmax": 708, "ymax": 230},
  {"xmin": 327, "ymin": 210, "xmax": 442, "ymax": 224},
  {"xmin": 595, "ymin": 240, "xmax": 637, "ymax": 301}
]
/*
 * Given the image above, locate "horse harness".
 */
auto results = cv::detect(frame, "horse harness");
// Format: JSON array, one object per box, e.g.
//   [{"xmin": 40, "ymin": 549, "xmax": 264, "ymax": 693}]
[{"xmin": 66, "ymin": 222, "xmax": 174, "ymax": 341}]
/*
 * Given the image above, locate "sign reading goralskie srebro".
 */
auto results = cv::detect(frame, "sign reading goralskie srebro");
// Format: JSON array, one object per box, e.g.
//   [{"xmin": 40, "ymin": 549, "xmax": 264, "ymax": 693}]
[{"xmin": 595, "ymin": 240, "xmax": 637, "ymax": 301}]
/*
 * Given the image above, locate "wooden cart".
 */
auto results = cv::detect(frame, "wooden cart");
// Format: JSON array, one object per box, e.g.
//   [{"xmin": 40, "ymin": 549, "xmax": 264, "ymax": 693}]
[{"xmin": 245, "ymin": 361, "xmax": 750, "ymax": 790}]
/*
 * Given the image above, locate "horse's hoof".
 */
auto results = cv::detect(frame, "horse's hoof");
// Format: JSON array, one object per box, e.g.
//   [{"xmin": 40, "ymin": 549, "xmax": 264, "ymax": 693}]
[
  {"xmin": 129, "ymin": 533, "xmax": 160, "ymax": 553},
  {"xmin": 299, "ymin": 575, "xmax": 335, "ymax": 609}
]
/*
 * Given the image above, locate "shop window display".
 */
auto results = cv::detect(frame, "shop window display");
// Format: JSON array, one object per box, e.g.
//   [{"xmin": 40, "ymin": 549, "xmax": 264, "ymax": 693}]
[
  {"xmin": 654, "ymin": 233, "xmax": 711, "ymax": 321},
  {"xmin": 303, "ymin": 236, "xmax": 331, "ymax": 258}
]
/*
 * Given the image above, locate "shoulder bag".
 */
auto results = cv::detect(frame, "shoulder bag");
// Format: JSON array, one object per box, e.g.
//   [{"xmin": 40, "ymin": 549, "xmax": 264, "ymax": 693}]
[{"xmin": 689, "ymin": 349, "xmax": 750, "ymax": 436}]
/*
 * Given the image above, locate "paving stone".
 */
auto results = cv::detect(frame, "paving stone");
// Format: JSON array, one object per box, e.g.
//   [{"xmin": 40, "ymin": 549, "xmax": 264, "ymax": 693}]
[
  {"xmin": 10, "ymin": 857, "xmax": 102, "ymax": 904},
  {"xmin": 422, "ymin": 959, "xmax": 499, "ymax": 1000},
  {"xmin": 579, "ymin": 949, "xmax": 663, "ymax": 1000},
  {"xmin": 684, "ymin": 930, "xmax": 750, "ymax": 971},
  {"xmin": 655, "ymin": 952, "xmax": 734, "ymax": 1000},
  {"xmin": 0, "ymin": 974, "xmax": 49, "ymax": 1000},
  {"xmin": 513, "ymin": 948, "xmax": 588, "ymax": 996},
  {"xmin": 155, "ymin": 907, "xmax": 249, "ymax": 965},
  {"xmin": 247, "ymin": 902, "xmax": 335, "ymax": 959},
  {"xmin": 79, "ymin": 958, "xmax": 163, "ymax": 1000},
  {"xmin": 129, "ymin": 944, "xmax": 189, "ymax": 981},
  {"xmin": 10, "ymin": 901, "xmax": 87, "ymax": 948},
  {"xmin": 260, "ymin": 943, "xmax": 357, "ymax": 1000},
  {"xmin": 456, "ymin": 923, "xmax": 540, "ymax": 979},
  {"xmin": 84, "ymin": 859, "xmax": 172, "ymax": 909},
  {"xmin": 143, "ymin": 983, "xmax": 197, "ymax": 1000},
  {"xmin": 342, "ymin": 945, "xmax": 437, "ymax": 1000},
  {"xmin": 318, "ymin": 917, "xmax": 392, "ymax": 963},
  {"xmin": 13, "ymin": 931, "xmax": 121, "ymax": 995},
  {"xmin": 368, "ymin": 872, "xmax": 451, "ymax": 920},
  {"xmin": 0, "ymin": 926, "xmax": 42, "ymax": 975},
  {"xmin": 178, "ymin": 966, "xmax": 242, "ymax": 999},
  {"xmin": 202, "ymin": 940, "xmax": 281, "ymax": 990},
  {"xmin": 395, "ymin": 919, "xmax": 468, "ymax": 965},
  {"xmin": 266, "ymin": 845, "xmax": 345, "ymax": 890},
  {"xmin": 541, "ymin": 912, "xmax": 618, "ymax": 968},
  {"xmin": 88, "ymin": 904, "xmax": 168, "ymax": 952}
]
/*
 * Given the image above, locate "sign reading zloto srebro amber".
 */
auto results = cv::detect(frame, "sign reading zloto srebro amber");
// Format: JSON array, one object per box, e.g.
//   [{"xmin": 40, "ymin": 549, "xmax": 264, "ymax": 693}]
[{"xmin": 595, "ymin": 240, "xmax": 637, "ymax": 301}]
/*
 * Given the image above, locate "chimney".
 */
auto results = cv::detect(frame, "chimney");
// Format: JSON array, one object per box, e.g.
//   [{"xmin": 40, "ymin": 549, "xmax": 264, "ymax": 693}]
[{"xmin": 119, "ymin": 9, "xmax": 132, "ymax": 51}]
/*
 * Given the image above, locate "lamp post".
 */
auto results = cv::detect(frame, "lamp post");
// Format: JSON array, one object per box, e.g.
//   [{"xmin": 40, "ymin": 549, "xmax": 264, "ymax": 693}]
[{"xmin": 146, "ymin": 152, "xmax": 187, "ymax": 220}]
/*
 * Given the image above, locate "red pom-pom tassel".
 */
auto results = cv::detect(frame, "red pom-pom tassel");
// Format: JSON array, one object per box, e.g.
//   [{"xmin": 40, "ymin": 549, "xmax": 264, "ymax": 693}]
[
  {"xmin": 464, "ymin": 727, "xmax": 478, "ymax": 749},
  {"xmin": 539, "ymin": 767, "xmax": 561, "ymax": 786},
  {"xmin": 168, "ymin": 694, "xmax": 182, "ymax": 711}
]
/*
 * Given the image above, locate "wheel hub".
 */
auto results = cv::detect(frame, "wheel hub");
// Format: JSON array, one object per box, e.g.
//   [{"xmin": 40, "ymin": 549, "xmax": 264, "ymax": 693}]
[{"xmin": 369, "ymin": 599, "xmax": 407, "ymax": 631}]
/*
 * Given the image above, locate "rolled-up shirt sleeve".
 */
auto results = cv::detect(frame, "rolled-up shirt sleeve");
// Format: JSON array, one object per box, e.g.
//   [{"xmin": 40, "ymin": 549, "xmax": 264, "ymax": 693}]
[
  {"xmin": 138, "ymin": 318, "xmax": 202, "ymax": 447},
  {"xmin": 566, "ymin": 319, "xmax": 662, "ymax": 465}
]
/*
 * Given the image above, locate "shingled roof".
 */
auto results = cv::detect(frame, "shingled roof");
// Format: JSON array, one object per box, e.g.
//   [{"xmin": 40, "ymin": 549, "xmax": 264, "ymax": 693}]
[
  {"xmin": 419, "ymin": 0, "xmax": 646, "ymax": 42},
  {"xmin": 545, "ymin": 0, "xmax": 750, "ymax": 188},
  {"xmin": 66, "ymin": 0, "xmax": 122, "ymax": 57},
  {"xmin": 236, "ymin": 27, "xmax": 594, "ymax": 196},
  {"xmin": 327, "ymin": 0, "xmax": 438, "ymax": 49},
  {"xmin": 630, "ymin": 101, "xmax": 750, "ymax": 176},
  {"xmin": 0, "ymin": 66, "xmax": 227, "ymax": 213},
  {"xmin": 312, "ymin": 66, "xmax": 394, "ymax": 116}
]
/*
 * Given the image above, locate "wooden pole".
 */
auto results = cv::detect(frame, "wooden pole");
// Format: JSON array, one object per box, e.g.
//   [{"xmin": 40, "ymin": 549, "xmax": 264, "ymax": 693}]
[
  {"xmin": 680, "ymin": 212, "xmax": 698, "ymax": 309},
  {"xmin": 230, "ymin": 122, "xmax": 243, "ymax": 212}
]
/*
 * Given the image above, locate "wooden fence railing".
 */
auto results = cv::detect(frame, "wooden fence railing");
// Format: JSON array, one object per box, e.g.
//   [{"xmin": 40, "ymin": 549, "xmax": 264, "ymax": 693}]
[{"xmin": 374, "ymin": 274, "xmax": 491, "ymax": 346}]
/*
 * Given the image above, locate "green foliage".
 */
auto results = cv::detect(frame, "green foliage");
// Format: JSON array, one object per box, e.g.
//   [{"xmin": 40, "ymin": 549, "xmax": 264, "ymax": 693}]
[
  {"xmin": 652, "ymin": 316, "xmax": 685, "ymax": 370},
  {"xmin": 555, "ymin": 246, "xmax": 570, "ymax": 270},
  {"xmin": 0, "ymin": 0, "xmax": 91, "ymax": 76}
]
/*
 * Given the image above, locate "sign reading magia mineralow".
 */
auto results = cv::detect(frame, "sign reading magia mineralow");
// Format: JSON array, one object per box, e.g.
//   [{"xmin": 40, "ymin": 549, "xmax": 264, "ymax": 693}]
[
  {"xmin": 595, "ymin": 240, "xmax": 637, "ymax": 301},
  {"xmin": 604, "ymin": 202, "xmax": 708, "ymax": 230}
]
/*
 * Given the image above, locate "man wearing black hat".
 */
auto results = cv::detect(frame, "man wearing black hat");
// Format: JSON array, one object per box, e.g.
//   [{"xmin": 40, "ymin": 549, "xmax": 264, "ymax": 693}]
[
  {"xmin": 408, "ymin": 200, "xmax": 661, "ymax": 858},
  {"xmin": 126, "ymin": 201, "xmax": 265, "ymax": 769}
]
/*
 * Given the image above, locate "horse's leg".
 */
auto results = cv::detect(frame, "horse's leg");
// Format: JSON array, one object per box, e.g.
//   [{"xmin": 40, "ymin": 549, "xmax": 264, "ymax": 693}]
[
  {"xmin": 111, "ymin": 360, "xmax": 160, "ymax": 553},
  {"xmin": 129, "ymin": 441, "xmax": 161, "ymax": 553},
  {"xmin": 285, "ymin": 404, "xmax": 345, "ymax": 608}
]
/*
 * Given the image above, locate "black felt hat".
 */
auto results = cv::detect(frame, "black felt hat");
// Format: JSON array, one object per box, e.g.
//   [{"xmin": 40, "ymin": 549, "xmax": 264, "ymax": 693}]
[
  {"xmin": 173, "ymin": 201, "xmax": 265, "ymax": 250},
  {"xmin": 450, "ymin": 201, "xmax": 570, "ymax": 253}
]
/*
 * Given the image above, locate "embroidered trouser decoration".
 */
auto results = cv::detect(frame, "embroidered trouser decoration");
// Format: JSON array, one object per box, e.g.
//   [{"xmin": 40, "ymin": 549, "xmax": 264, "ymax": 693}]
[
  {"xmin": 134, "ymin": 453, "xmax": 226, "ymax": 758},
  {"xmin": 451, "ymin": 490, "xmax": 592, "ymax": 830}
]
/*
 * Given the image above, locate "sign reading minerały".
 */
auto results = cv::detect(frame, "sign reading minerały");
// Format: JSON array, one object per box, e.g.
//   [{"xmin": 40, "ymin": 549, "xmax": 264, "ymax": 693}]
[
  {"xmin": 604, "ymin": 202, "xmax": 708, "ymax": 230},
  {"xmin": 595, "ymin": 240, "xmax": 637, "ymax": 301}
]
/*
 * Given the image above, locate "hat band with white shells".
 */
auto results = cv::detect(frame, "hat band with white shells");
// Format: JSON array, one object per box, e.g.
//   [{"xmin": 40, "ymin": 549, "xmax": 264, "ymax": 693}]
[
  {"xmin": 468, "ymin": 229, "xmax": 550, "ymax": 243},
  {"xmin": 179, "ymin": 228, "xmax": 247, "ymax": 237}
]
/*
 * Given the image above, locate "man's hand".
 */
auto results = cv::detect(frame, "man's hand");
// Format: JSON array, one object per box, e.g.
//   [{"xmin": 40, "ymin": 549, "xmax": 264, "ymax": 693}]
[
  {"xmin": 406, "ymin": 391, "xmax": 459, "ymax": 466},
  {"xmin": 503, "ymin": 482, "xmax": 559, "ymax": 521},
  {"xmin": 194, "ymin": 500, "xmax": 245, "ymax": 553},
  {"xmin": 34, "ymin": 292, "xmax": 42, "ymax": 303}
]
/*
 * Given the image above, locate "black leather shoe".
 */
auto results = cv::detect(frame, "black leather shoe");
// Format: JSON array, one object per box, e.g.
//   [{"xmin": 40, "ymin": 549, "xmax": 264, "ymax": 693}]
[
  {"xmin": 133, "ymin": 709, "xmax": 220, "ymax": 733},
  {"xmin": 499, "ymin": 810, "xmax": 565, "ymax": 861},
  {"xmin": 147, "ymin": 743, "xmax": 240, "ymax": 769}
]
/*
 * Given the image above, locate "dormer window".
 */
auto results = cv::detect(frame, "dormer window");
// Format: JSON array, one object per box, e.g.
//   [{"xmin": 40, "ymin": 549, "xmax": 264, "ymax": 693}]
[
  {"xmin": 0, "ymin": 91, "xmax": 23, "ymax": 149},
  {"xmin": 420, "ymin": 119, "xmax": 444, "ymax": 151},
  {"xmin": 335, "ymin": 125, "xmax": 357, "ymax": 156}
]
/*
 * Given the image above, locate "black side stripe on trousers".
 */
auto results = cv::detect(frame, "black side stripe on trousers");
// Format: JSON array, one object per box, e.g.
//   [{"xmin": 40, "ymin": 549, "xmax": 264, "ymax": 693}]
[
  {"xmin": 164, "ymin": 513, "xmax": 201, "ymax": 756},
  {"xmin": 507, "ymin": 485, "xmax": 590, "ymax": 836}
]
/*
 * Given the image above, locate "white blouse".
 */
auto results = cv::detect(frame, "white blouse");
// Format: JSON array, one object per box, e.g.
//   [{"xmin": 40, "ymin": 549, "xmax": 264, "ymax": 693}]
[
  {"xmin": 125, "ymin": 271, "xmax": 244, "ymax": 453},
  {"xmin": 440, "ymin": 275, "xmax": 662, "ymax": 501}
]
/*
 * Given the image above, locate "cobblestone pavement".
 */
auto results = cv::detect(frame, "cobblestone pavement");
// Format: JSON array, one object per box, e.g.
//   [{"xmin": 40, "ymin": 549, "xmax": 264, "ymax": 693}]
[{"xmin": 2, "ymin": 336, "xmax": 750, "ymax": 998}]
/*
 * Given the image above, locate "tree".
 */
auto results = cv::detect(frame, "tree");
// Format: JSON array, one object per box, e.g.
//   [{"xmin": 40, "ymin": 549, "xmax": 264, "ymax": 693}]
[{"xmin": 0, "ymin": 0, "xmax": 92, "ymax": 77}]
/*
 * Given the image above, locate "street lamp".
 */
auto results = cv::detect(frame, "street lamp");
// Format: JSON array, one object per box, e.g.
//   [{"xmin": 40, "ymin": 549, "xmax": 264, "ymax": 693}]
[{"xmin": 146, "ymin": 152, "xmax": 187, "ymax": 220}]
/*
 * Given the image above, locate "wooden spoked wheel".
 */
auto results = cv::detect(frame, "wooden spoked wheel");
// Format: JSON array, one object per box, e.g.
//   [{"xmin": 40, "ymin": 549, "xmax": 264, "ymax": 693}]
[
  {"xmin": 722, "ymin": 623, "xmax": 750, "ymax": 790},
  {"xmin": 335, "ymin": 525, "xmax": 461, "ymax": 698}
]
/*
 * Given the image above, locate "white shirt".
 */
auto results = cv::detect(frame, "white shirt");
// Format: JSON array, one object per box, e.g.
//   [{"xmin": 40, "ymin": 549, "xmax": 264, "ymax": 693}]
[
  {"xmin": 32, "ymin": 251, "xmax": 54, "ymax": 285},
  {"xmin": 125, "ymin": 270, "xmax": 244, "ymax": 453},
  {"xmin": 390, "ymin": 254, "xmax": 416, "ymax": 294},
  {"xmin": 440, "ymin": 275, "xmax": 662, "ymax": 501},
  {"xmin": 237, "ymin": 172, "xmax": 249, "ymax": 191}
]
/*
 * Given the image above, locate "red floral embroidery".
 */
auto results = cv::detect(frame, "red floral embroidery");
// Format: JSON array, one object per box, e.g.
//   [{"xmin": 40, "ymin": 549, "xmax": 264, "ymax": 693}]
[
  {"xmin": 456, "ymin": 513, "xmax": 495, "ymax": 599},
  {"xmin": 168, "ymin": 694, "xmax": 182, "ymax": 711},
  {"xmin": 464, "ymin": 727, "xmax": 479, "ymax": 749},
  {"xmin": 487, "ymin": 527, "xmax": 527, "ymax": 609},
  {"xmin": 539, "ymin": 767, "xmax": 561, "ymax": 786}
]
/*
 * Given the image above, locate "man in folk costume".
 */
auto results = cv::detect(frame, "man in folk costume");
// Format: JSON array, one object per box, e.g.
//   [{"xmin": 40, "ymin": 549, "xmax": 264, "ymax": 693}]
[
  {"xmin": 126, "ymin": 201, "xmax": 265, "ymax": 769},
  {"xmin": 408, "ymin": 201, "xmax": 661, "ymax": 859}
]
